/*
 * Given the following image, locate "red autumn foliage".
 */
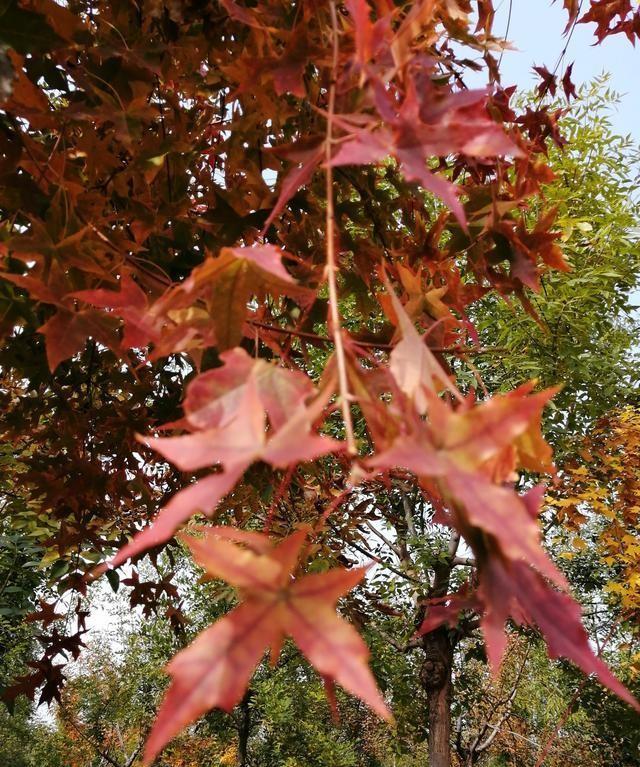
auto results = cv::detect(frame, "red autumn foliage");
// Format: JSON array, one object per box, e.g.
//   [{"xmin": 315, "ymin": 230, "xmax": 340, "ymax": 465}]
[
  {"xmin": 0, "ymin": 0, "xmax": 637, "ymax": 762},
  {"xmin": 143, "ymin": 526, "xmax": 391, "ymax": 763}
]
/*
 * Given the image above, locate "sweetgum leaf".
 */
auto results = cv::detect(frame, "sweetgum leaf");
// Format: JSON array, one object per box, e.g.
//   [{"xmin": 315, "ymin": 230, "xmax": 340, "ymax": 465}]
[
  {"xmin": 0, "ymin": 2, "xmax": 65, "ymax": 54},
  {"xmin": 143, "ymin": 529, "xmax": 391, "ymax": 764},
  {"xmin": 172, "ymin": 245, "xmax": 313, "ymax": 350},
  {"xmin": 104, "ymin": 354, "xmax": 340, "ymax": 569}
]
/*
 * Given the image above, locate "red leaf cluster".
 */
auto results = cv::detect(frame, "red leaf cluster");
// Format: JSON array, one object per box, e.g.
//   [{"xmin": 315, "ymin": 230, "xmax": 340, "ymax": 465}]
[{"xmin": 0, "ymin": 0, "xmax": 637, "ymax": 759}]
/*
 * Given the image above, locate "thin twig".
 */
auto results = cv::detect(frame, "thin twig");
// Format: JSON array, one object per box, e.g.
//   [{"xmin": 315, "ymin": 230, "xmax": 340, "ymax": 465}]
[
  {"xmin": 361, "ymin": 520, "xmax": 404, "ymax": 559},
  {"xmin": 497, "ymin": 0, "xmax": 513, "ymax": 70},
  {"xmin": 249, "ymin": 319, "xmax": 507, "ymax": 356},
  {"xmin": 327, "ymin": 522, "xmax": 422, "ymax": 584},
  {"xmin": 60, "ymin": 705, "xmax": 125, "ymax": 767},
  {"xmin": 474, "ymin": 644, "xmax": 531, "ymax": 754},
  {"xmin": 263, "ymin": 466, "xmax": 295, "ymax": 533},
  {"xmin": 325, "ymin": 0, "xmax": 357, "ymax": 455},
  {"xmin": 369, "ymin": 623, "xmax": 422, "ymax": 653}
]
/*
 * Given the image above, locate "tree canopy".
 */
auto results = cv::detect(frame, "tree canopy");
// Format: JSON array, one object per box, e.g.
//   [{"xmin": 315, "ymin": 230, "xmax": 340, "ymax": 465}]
[{"xmin": 0, "ymin": 1, "xmax": 639, "ymax": 766}]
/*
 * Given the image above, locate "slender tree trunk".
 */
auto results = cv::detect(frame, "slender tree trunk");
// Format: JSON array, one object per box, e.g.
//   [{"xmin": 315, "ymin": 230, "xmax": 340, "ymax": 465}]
[
  {"xmin": 421, "ymin": 628, "xmax": 454, "ymax": 767},
  {"xmin": 237, "ymin": 692, "xmax": 251, "ymax": 767}
]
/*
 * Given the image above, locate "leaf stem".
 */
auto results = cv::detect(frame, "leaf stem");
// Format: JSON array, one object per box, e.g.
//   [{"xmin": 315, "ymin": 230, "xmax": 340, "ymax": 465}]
[{"xmin": 326, "ymin": 0, "xmax": 357, "ymax": 455}]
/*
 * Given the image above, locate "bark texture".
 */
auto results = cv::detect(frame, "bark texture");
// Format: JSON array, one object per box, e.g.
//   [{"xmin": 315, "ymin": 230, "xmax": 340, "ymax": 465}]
[{"xmin": 422, "ymin": 628, "xmax": 454, "ymax": 767}]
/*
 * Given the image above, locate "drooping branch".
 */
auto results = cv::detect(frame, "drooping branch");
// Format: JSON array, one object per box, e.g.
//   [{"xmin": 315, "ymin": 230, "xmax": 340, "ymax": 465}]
[{"xmin": 324, "ymin": 0, "xmax": 357, "ymax": 455}]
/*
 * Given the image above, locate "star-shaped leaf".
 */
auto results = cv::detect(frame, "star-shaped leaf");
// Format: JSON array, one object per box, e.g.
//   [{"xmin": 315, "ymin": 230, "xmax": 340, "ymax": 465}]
[{"xmin": 143, "ymin": 528, "xmax": 391, "ymax": 763}]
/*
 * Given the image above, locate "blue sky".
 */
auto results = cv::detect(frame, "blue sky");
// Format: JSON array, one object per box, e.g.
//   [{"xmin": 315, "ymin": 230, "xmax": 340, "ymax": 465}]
[{"xmin": 487, "ymin": 1, "xmax": 639, "ymax": 138}]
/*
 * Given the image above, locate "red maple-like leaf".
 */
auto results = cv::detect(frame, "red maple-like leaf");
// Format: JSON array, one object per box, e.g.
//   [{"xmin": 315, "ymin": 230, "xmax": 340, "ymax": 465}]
[
  {"xmin": 72, "ymin": 273, "xmax": 155, "ymax": 350},
  {"xmin": 476, "ymin": 557, "xmax": 640, "ymax": 710},
  {"xmin": 183, "ymin": 347, "xmax": 314, "ymax": 431},
  {"xmin": 562, "ymin": 63, "xmax": 578, "ymax": 100},
  {"xmin": 105, "ymin": 350, "xmax": 340, "ymax": 569},
  {"xmin": 345, "ymin": 0, "xmax": 377, "ymax": 69},
  {"xmin": 384, "ymin": 280, "xmax": 461, "ymax": 411},
  {"xmin": 331, "ymin": 81, "xmax": 522, "ymax": 227},
  {"xmin": 143, "ymin": 527, "xmax": 391, "ymax": 763},
  {"xmin": 160, "ymin": 245, "xmax": 314, "ymax": 350},
  {"xmin": 25, "ymin": 599, "xmax": 65, "ymax": 628},
  {"xmin": 579, "ymin": 0, "xmax": 640, "ymax": 43},
  {"xmin": 533, "ymin": 65, "xmax": 558, "ymax": 98},
  {"xmin": 39, "ymin": 309, "xmax": 119, "ymax": 371},
  {"xmin": 261, "ymin": 145, "xmax": 325, "ymax": 234}
]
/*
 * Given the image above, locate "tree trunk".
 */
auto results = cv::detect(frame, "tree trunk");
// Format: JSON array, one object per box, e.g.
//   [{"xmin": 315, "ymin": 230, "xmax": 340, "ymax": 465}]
[
  {"xmin": 237, "ymin": 692, "xmax": 251, "ymax": 767},
  {"xmin": 421, "ymin": 628, "xmax": 454, "ymax": 767}
]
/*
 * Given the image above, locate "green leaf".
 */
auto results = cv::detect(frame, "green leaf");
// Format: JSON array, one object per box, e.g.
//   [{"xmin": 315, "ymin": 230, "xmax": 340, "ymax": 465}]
[{"xmin": 106, "ymin": 569, "xmax": 120, "ymax": 593}]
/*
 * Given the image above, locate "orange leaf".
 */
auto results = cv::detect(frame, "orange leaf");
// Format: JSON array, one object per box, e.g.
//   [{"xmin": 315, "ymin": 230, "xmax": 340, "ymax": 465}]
[{"xmin": 143, "ymin": 529, "xmax": 392, "ymax": 764}]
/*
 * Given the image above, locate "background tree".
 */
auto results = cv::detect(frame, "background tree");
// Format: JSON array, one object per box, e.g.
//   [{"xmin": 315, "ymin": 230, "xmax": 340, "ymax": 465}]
[{"xmin": 474, "ymin": 77, "xmax": 640, "ymax": 447}]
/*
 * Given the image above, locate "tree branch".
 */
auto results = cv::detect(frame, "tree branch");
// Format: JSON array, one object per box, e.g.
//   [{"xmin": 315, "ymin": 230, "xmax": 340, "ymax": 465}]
[
  {"xmin": 369, "ymin": 624, "xmax": 422, "ymax": 653},
  {"xmin": 60, "ymin": 707, "xmax": 124, "ymax": 767},
  {"xmin": 361, "ymin": 520, "xmax": 404, "ymax": 559},
  {"xmin": 328, "ymin": 522, "xmax": 422, "ymax": 584},
  {"xmin": 324, "ymin": 0, "xmax": 356, "ymax": 455}
]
